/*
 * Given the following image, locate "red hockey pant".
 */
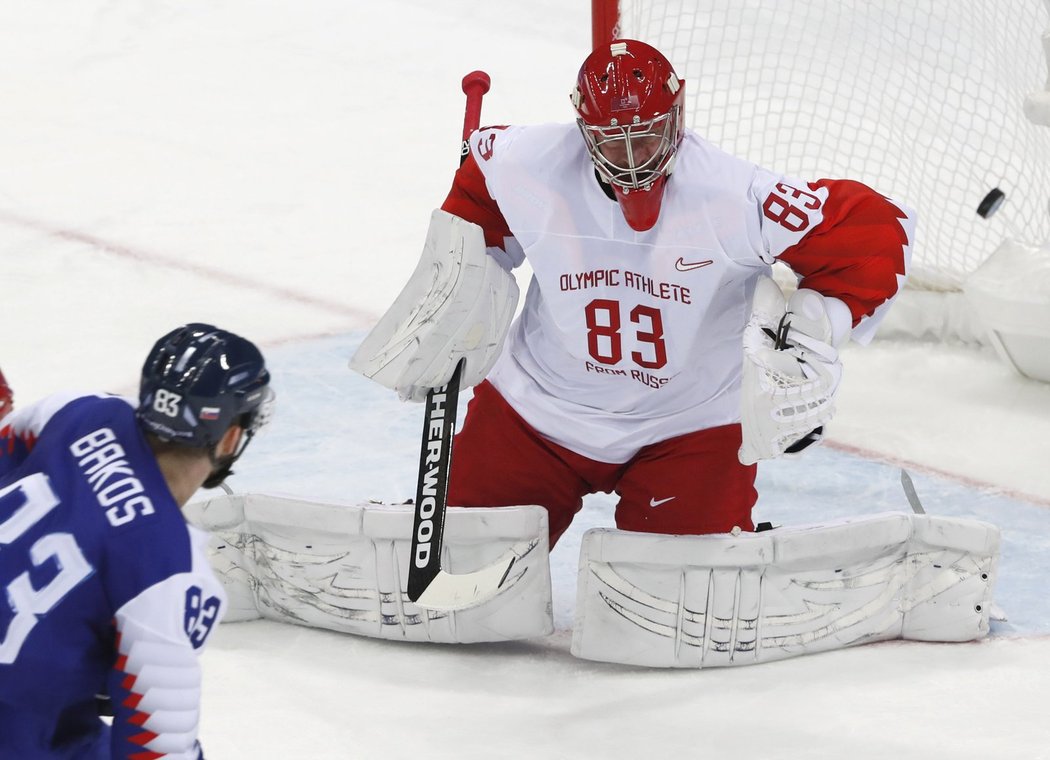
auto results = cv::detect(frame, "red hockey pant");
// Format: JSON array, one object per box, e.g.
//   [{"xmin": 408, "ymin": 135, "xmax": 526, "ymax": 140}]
[{"xmin": 447, "ymin": 381, "xmax": 757, "ymax": 548}]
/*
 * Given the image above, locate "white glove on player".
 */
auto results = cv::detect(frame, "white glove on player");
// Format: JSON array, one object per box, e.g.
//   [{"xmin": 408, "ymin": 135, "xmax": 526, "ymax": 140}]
[
  {"xmin": 350, "ymin": 209, "xmax": 519, "ymax": 401},
  {"xmin": 738, "ymin": 276, "xmax": 849, "ymax": 465}
]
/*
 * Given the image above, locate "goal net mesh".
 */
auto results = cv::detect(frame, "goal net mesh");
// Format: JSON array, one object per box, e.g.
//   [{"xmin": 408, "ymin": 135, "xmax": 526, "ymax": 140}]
[{"xmin": 611, "ymin": 1, "xmax": 1050, "ymax": 291}]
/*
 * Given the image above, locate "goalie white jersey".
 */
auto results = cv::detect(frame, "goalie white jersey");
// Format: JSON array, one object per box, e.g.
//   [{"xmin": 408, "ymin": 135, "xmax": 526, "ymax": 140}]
[{"xmin": 450, "ymin": 124, "xmax": 914, "ymax": 462}]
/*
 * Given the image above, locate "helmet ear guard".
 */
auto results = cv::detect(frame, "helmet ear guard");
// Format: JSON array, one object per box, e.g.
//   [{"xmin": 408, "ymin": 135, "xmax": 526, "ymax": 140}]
[{"xmin": 572, "ymin": 40, "xmax": 686, "ymax": 231}]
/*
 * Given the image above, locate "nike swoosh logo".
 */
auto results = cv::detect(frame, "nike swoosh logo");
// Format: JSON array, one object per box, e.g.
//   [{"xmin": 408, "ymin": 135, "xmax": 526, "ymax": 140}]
[
  {"xmin": 649, "ymin": 496, "xmax": 676, "ymax": 508},
  {"xmin": 675, "ymin": 257, "xmax": 714, "ymax": 272}
]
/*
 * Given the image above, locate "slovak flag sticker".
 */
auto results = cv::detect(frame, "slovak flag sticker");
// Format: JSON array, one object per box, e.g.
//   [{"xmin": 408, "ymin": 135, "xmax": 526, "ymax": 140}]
[{"xmin": 199, "ymin": 406, "xmax": 221, "ymax": 420}]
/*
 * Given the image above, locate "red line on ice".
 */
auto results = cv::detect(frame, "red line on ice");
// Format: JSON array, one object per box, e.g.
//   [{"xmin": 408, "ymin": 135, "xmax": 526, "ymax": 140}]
[
  {"xmin": 827, "ymin": 439, "xmax": 1050, "ymax": 508},
  {"xmin": 0, "ymin": 209, "xmax": 375, "ymax": 325}
]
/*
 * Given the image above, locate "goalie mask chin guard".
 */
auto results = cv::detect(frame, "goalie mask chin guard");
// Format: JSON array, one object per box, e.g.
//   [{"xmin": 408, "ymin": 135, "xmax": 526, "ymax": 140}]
[
  {"xmin": 137, "ymin": 323, "xmax": 274, "ymax": 485},
  {"xmin": 572, "ymin": 39, "xmax": 685, "ymax": 231}
]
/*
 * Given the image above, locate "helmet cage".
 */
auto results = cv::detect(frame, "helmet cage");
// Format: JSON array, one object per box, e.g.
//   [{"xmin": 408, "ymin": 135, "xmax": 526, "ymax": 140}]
[
  {"xmin": 578, "ymin": 106, "xmax": 681, "ymax": 191},
  {"xmin": 231, "ymin": 384, "xmax": 275, "ymax": 455},
  {"xmin": 200, "ymin": 383, "xmax": 275, "ymax": 489}
]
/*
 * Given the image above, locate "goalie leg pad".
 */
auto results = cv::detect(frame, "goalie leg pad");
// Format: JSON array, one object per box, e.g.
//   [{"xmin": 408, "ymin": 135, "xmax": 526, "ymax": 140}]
[
  {"xmin": 185, "ymin": 495, "xmax": 553, "ymax": 643},
  {"xmin": 571, "ymin": 512, "xmax": 999, "ymax": 668}
]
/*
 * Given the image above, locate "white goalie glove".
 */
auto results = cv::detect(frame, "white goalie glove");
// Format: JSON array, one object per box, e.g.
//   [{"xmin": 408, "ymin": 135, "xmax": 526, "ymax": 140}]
[
  {"xmin": 738, "ymin": 276, "xmax": 851, "ymax": 465},
  {"xmin": 350, "ymin": 209, "xmax": 519, "ymax": 401}
]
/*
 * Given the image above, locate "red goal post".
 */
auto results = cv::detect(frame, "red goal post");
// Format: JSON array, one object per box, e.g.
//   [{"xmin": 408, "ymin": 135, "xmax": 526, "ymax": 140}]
[{"xmin": 590, "ymin": 1, "xmax": 1050, "ymax": 302}]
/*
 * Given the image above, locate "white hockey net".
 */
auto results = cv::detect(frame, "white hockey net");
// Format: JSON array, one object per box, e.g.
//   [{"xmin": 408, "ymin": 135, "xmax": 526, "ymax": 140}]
[{"xmin": 608, "ymin": 1, "xmax": 1050, "ymax": 292}]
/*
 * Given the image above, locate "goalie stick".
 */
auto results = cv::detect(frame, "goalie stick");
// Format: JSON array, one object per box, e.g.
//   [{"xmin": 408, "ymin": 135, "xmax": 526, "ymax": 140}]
[
  {"xmin": 900, "ymin": 468, "xmax": 926, "ymax": 514},
  {"xmin": 406, "ymin": 71, "xmax": 521, "ymax": 610}
]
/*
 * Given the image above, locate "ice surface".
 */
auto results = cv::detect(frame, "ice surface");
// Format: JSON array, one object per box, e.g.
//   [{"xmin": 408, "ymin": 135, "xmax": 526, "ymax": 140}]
[{"xmin": 3, "ymin": 1, "xmax": 1049, "ymax": 757}]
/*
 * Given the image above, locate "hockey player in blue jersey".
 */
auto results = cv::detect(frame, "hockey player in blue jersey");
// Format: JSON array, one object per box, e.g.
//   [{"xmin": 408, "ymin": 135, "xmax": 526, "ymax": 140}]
[{"xmin": 0, "ymin": 324, "xmax": 274, "ymax": 759}]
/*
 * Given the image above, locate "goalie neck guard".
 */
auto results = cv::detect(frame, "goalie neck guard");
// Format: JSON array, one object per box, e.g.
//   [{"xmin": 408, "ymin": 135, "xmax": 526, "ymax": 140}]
[{"xmin": 572, "ymin": 39, "xmax": 685, "ymax": 232}]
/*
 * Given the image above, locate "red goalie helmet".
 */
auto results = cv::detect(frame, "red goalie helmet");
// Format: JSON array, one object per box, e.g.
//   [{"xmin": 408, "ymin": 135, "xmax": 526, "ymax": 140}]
[{"xmin": 572, "ymin": 39, "xmax": 685, "ymax": 231}]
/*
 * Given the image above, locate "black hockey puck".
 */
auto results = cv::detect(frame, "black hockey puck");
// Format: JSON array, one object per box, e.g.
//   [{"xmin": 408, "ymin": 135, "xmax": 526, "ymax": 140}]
[{"xmin": 977, "ymin": 187, "xmax": 1005, "ymax": 218}]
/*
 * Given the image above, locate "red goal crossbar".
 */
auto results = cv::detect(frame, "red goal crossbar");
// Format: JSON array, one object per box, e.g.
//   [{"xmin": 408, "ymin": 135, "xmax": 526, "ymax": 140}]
[{"xmin": 591, "ymin": 0, "xmax": 619, "ymax": 49}]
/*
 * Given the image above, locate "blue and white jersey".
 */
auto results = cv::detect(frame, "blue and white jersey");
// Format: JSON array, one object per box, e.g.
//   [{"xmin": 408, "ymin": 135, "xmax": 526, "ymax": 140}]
[{"xmin": 0, "ymin": 392, "xmax": 225, "ymax": 759}]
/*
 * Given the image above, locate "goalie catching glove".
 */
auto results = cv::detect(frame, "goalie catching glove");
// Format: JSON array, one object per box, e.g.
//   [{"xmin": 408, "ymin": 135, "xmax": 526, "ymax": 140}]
[
  {"xmin": 350, "ymin": 209, "xmax": 519, "ymax": 401},
  {"xmin": 739, "ymin": 276, "xmax": 851, "ymax": 465}
]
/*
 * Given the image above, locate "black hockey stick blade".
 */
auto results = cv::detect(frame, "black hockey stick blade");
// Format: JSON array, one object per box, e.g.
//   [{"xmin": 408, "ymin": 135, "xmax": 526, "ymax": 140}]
[
  {"xmin": 405, "ymin": 362, "xmax": 522, "ymax": 609},
  {"xmin": 407, "ymin": 362, "xmax": 462, "ymax": 602},
  {"xmin": 406, "ymin": 361, "xmax": 519, "ymax": 610}
]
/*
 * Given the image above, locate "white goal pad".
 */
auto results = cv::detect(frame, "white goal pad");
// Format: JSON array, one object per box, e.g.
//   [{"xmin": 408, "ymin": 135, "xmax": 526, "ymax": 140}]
[
  {"xmin": 184, "ymin": 495, "xmax": 553, "ymax": 643},
  {"xmin": 572, "ymin": 512, "xmax": 999, "ymax": 668}
]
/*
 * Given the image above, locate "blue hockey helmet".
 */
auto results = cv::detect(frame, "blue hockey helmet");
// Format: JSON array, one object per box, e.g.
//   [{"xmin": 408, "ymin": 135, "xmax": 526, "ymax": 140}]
[{"xmin": 137, "ymin": 323, "xmax": 273, "ymax": 450}]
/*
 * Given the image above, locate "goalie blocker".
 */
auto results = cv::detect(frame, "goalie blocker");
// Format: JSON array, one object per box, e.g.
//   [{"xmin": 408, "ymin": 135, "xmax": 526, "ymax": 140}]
[
  {"xmin": 350, "ymin": 208, "xmax": 519, "ymax": 402},
  {"xmin": 187, "ymin": 496, "xmax": 998, "ymax": 667}
]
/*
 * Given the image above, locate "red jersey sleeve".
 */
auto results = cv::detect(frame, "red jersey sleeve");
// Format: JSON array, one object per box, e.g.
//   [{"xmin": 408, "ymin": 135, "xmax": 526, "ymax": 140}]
[
  {"xmin": 0, "ymin": 397, "xmax": 49, "ymax": 477},
  {"xmin": 0, "ymin": 367, "xmax": 12, "ymax": 419},
  {"xmin": 775, "ymin": 179, "xmax": 914, "ymax": 327},
  {"xmin": 440, "ymin": 150, "xmax": 513, "ymax": 252}
]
